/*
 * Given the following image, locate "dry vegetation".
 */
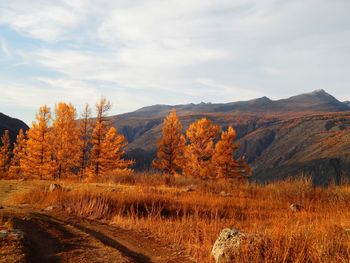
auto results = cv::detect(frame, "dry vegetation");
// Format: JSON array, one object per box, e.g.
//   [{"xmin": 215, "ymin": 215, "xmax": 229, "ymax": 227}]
[{"xmin": 7, "ymin": 174, "xmax": 350, "ymax": 263}]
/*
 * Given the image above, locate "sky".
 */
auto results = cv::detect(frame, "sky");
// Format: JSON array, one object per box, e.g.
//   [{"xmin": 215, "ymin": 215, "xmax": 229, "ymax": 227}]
[{"xmin": 1, "ymin": 0, "xmax": 350, "ymax": 124}]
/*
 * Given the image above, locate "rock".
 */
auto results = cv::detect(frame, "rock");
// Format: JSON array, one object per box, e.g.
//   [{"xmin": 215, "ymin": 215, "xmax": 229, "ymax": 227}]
[
  {"xmin": 0, "ymin": 229, "xmax": 24, "ymax": 240},
  {"xmin": 44, "ymin": 205, "xmax": 59, "ymax": 211},
  {"xmin": 49, "ymin": 183, "xmax": 62, "ymax": 192},
  {"xmin": 66, "ymin": 207, "xmax": 72, "ymax": 214},
  {"xmin": 343, "ymin": 228, "xmax": 350, "ymax": 233},
  {"xmin": 211, "ymin": 228, "xmax": 264, "ymax": 263},
  {"xmin": 0, "ymin": 230, "xmax": 7, "ymax": 238},
  {"xmin": 212, "ymin": 228, "xmax": 244, "ymax": 263},
  {"xmin": 289, "ymin": 203, "xmax": 303, "ymax": 212},
  {"xmin": 184, "ymin": 185, "xmax": 196, "ymax": 192},
  {"xmin": 220, "ymin": 191, "xmax": 232, "ymax": 197}
]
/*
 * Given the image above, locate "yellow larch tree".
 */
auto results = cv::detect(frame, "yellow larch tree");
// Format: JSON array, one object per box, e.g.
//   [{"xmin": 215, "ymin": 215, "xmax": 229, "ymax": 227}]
[
  {"xmin": 51, "ymin": 102, "xmax": 79, "ymax": 178},
  {"xmin": 184, "ymin": 118, "xmax": 220, "ymax": 178},
  {"xmin": 8, "ymin": 129, "xmax": 27, "ymax": 178},
  {"xmin": 78, "ymin": 103, "xmax": 93, "ymax": 177},
  {"xmin": 99, "ymin": 127, "xmax": 133, "ymax": 174},
  {"xmin": 0, "ymin": 130, "xmax": 11, "ymax": 178},
  {"xmin": 152, "ymin": 109, "xmax": 186, "ymax": 175},
  {"xmin": 212, "ymin": 126, "xmax": 251, "ymax": 179},
  {"xmin": 22, "ymin": 105, "xmax": 55, "ymax": 179},
  {"xmin": 90, "ymin": 97, "xmax": 112, "ymax": 177}
]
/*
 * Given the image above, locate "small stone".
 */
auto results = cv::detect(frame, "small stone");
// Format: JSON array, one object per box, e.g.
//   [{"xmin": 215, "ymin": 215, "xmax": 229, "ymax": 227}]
[
  {"xmin": 184, "ymin": 185, "xmax": 196, "ymax": 192},
  {"xmin": 44, "ymin": 205, "xmax": 58, "ymax": 211},
  {"xmin": 0, "ymin": 229, "xmax": 24, "ymax": 240},
  {"xmin": 289, "ymin": 203, "xmax": 303, "ymax": 212},
  {"xmin": 343, "ymin": 228, "xmax": 350, "ymax": 233},
  {"xmin": 49, "ymin": 183, "xmax": 62, "ymax": 192}
]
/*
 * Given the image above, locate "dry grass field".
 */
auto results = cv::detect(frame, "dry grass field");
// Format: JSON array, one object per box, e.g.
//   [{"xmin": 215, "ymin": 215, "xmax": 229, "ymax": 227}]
[{"xmin": 2, "ymin": 174, "xmax": 350, "ymax": 262}]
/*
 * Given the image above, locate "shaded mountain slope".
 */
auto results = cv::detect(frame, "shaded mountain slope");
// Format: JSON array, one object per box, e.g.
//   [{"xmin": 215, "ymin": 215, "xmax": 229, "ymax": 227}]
[{"xmin": 0, "ymin": 113, "xmax": 28, "ymax": 144}]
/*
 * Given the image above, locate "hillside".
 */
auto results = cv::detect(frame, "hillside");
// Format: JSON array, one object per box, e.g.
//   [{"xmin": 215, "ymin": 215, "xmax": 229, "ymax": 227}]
[
  {"xmin": 111, "ymin": 90, "xmax": 350, "ymax": 184},
  {"xmin": 0, "ymin": 113, "xmax": 28, "ymax": 145}
]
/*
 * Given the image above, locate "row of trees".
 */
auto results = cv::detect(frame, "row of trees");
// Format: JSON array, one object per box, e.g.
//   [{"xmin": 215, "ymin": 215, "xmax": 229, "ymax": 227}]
[
  {"xmin": 0, "ymin": 104, "xmax": 250, "ymax": 180},
  {"xmin": 0, "ymin": 98, "xmax": 133, "ymax": 179},
  {"xmin": 152, "ymin": 110, "xmax": 251, "ymax": 179}
]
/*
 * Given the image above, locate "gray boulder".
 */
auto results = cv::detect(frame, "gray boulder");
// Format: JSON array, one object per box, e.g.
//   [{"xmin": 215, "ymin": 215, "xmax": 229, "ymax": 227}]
[
  {"xmin": 212, "ymin": 228, "xmax": 244, "ymax": 263},
  {"xmin": 212, "ymin": 228, "xmax": 264, "ymax": 263}
]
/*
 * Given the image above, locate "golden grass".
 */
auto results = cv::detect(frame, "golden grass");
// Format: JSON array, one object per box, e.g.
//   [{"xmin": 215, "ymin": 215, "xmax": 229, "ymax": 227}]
[{"xmin": 7, "ymin": 175, "xmax": 350, "ymax": 262}]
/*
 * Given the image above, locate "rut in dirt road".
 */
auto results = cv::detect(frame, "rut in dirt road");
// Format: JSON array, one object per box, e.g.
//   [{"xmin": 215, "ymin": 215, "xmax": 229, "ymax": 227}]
[{"xmin": 2, "ymin": 209, "xmax": 193, "ymax": 263}]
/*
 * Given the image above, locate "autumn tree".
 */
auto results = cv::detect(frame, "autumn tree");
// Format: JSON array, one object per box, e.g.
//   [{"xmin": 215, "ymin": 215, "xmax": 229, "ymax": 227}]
[
  {"xmin": 90, "ymin": 97, "xmax": 112, "ymax": 177},
  {"xmin": 78, "ymin": 103, "xmax": 93, "ymax": 177},
  {"xmin": 212, "ymin": 126, "xmax": 251, "ymax": 179},
  {"xmin": 8, "ymin": 129, "xmax": 27, "ymax": 178},
  {"xmin": 0, "ymin": 130, "xmax": 11, "ymax": 177},
  {"xmin": 184, "ymin": 118, "xmax": 219, "ymax": 178},
  {"xmin": 22, "ymin": 105, "xmax": 55, "ymax": 179},
  {"xmin": 51, "ymin": 102, "xmax": 79, "ymax": 178},
  {"xmin": 152, "ymin": 109, "xmax": 185, "ymax": 175},
  {"xmin": 99, "ymin": 127, "xmax": 133, "ymax": 174}
]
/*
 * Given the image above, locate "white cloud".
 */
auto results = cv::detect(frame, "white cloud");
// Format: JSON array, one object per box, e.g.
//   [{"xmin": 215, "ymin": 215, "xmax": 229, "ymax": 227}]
[
  {"xmin": 1, "ymin": 0, "xmax": 350, "ymax": 121},
  {"xmin": 0, "ymin": 1, "xmax": 87, "ymax": 42}
]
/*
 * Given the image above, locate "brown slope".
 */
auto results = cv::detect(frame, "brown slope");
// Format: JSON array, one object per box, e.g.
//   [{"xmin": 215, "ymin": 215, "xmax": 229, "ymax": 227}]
[{"xmin": 238, "ymin": 112, "xmax": 350, "ymax": 185}]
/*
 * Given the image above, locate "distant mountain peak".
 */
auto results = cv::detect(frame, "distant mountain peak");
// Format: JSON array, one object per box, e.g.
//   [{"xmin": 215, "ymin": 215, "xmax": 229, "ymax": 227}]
[
  {"xmin": 311, "ymin": 89, "xmax": 326, "ymax": 94},
  {"xmin": 254, "ymin": 96, "xmax": 272, "ymax": 102},
  {"xmin": 343, "ymin": 101, "xmax": 350, "ymax": 107}
]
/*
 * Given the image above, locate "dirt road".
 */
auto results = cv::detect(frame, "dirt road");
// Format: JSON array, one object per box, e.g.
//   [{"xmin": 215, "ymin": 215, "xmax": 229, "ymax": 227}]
[{"xmin": 0, "ymin": 181, "xmax": 194, "ymax": 263}]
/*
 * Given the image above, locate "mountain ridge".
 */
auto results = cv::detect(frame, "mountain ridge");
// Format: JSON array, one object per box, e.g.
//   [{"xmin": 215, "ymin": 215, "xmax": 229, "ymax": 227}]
[{"xmin": 132, "ymin": 89, "xmax": 349, "ymax": 115}]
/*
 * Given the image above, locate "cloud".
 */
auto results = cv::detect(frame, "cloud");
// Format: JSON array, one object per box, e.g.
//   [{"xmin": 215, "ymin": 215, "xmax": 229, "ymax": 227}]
[
  {"xmin": 1, "ymin": 0, "xmax": 350, "ymax": 121},
  {"xmin": 0, "ymin": 1, "xmax": 87, "ymax": 42}
]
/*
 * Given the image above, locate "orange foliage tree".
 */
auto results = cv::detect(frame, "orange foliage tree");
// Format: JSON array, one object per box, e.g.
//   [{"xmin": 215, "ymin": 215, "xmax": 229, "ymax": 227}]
[
  {"xmin": 184, "ymin": 118, "xmax": 219, "ymax": 178},
  {"xmin": 9, "ymin": 129, "xmax": 27, "ymax": 178},
  {"xmin": 90, "ymin": 97, "xmax": 112, "ymax": 177},
  {"xmin": 90, "ymin": 98, "xmax": 133, "ymax": 176},
  {"xmin": 212, "ymin": 126, "xmax": 251, "ymax": 179},
  {"xmin": 90, "ymin": 97, "xmax": 112, "ymax": 176},
  {"xmin": 78, "ymin": 103, "xmax": 93, "ymax": 177},
  {"xmin": 22, "ymin": 106, "xmax": 55, "ymax": 179},
  {"xmin": 0, "ymin": 130, "xmax": 11, "ymax": 177},
  {"xmin": 152, "ymin": 109, "xmax": 186, "ymax": 175},
  {"xmin": 99, "ymin": 127, "xmax": 133, "ymax": 174},
  {"xmin": 51, "ymin": 102, "xmax": 79, "ymax": 178}
]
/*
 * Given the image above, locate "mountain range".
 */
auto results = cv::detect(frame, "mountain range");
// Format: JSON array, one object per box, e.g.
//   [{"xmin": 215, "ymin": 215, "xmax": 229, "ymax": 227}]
[
  {"xmin": 1, "ymin": 89, "xmax": 350, "ymax": 185},
  {"xmin": 111, "ymin": 89, "xmax": 350, "ymax": 185}
]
